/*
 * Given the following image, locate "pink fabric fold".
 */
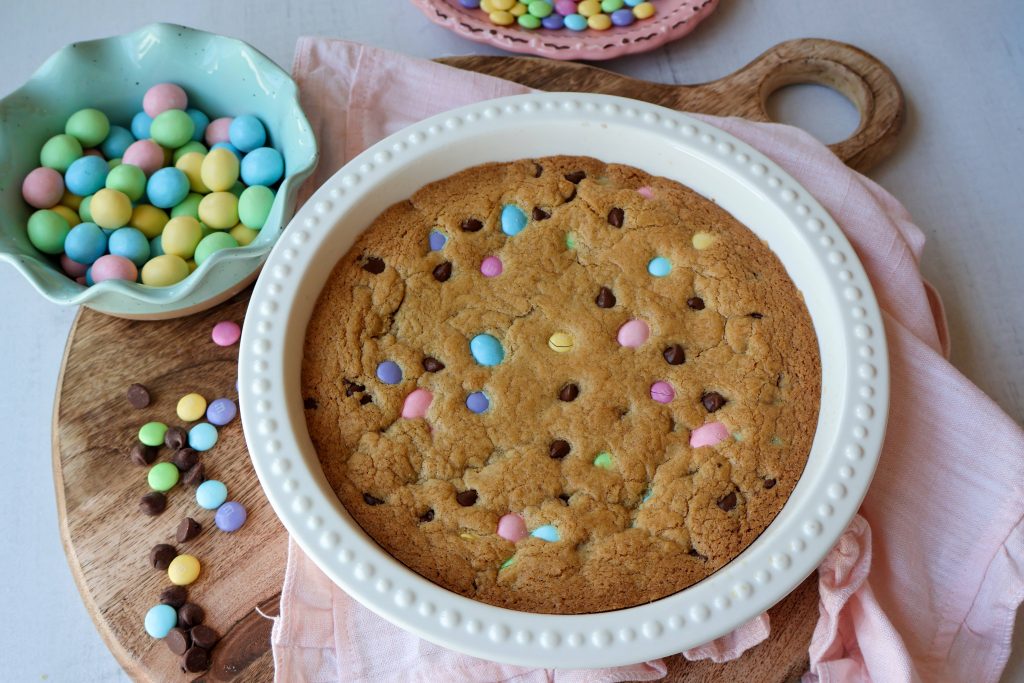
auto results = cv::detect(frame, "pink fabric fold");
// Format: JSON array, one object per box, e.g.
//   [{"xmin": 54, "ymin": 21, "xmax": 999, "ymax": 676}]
[{"xmin": 273, "ymin": 37, "xmax": 1024, "ymax": 682}]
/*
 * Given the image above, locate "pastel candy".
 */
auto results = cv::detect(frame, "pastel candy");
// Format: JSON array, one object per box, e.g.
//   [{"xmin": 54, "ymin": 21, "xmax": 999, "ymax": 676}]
[
  {"xmin": 122, "ymin": 140, "xmax": 165, "ymax": 176},
  {"xmin": 215, "ymin": 501, "xmax": 247, "ymax": 532},
  {"xmin": 376, "ymin": 360, "xmax": 402, "ymax": 384},
  {"xmin": 637, "ymin": 186, "xmax": 654, "ymax": 198},
  {"xmin": 206, "ymin": 398, "xmax": 237, "ymax": 426},
  {"xmin": 692, "ymin": 232, "xmax": 716, "ymax": 250},
  {"xmin": 402, "ymin": 388, "xmax": 433, "ymax": 419},
  {"xmin": 196, "ymin": 479, "xmax": 228, "ymax": 509},
  {"xmin": 428, "ymin": 229, "xmax": 447, "ymax": 251},
  {"xmin": 22, "ymin": 167, "xmax": 65, "ymax": 208},
  {"xmin": 144, "ymin": 604, "xmax": 178, "ymax": 638},
  {"xmin": 480, "ymin": 256, "xmax": 503, "ymax": 277},
  {"xmin": 188, "ymin": 422, "xmax": 219, "ymax": 451},
  {"xmin": 466, "ymin": 391, "xmax": 490, "ymax": 414},
  {"xmin": 497, "ymin": 513, "xmax": 527, "ymax": 542},
  {"xmin": 593, "ymin": 452, "xmax": 613, "ymax": 469},
  {"xmin": 530, "ymin": 524, "xmax": 560, "ymax": 542},
  {"xmin": 142, "ymin": 83, "xmax": 188, "ymax": 117},
  {"xmin": 647, "ymin": 256, "xmax": 671, "ymax": 277},
  {"xmin": 650, "ymin": 381, "xmax": 675, "ymax": 403},
  {"xmin": 690, "ymin": 421, "xmax": 730, "ymax": 448},
  {"xmin": 100, "ymin": 125, "xmax": 135, "ymax": 160},
  {"xmin": 547, "ymin": 331, "xmax": 574, "ymax": 353},
  {"xmin": 500, "ymin": 204, "xmax": 528, "ymax": 236},
  {"xmin": 617, "ymin": 319, "xmax": 650, "ymax": 347},
  {"xmin": 470, "ymin": 333, "xmax": 504, "ymax": 366},
  {"xmin": 205, "ymin": 117, "xmax": 233, "ymax": 146}
]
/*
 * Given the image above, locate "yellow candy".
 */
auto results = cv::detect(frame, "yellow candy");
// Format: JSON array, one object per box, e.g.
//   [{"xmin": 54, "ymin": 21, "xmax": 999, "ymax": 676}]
[
  {"xmin": 198, "ymin": 192, "xmax": 239, "ymax": 230},
  {"xmin": 588, "ymin": 13, "xmax": 612, "ymax": 29},
  {"xmin": 167, "ymin": 554, "xmax": 201, "ymax": 586},
  {"xmin": 89, "ymin": 188, "xmax": 132, "ymax": 229},
  {"xmin": 633, "ymin": 1, "xmax": 655, "ymax": 18},
  {"xmin": 61, "ymin": 190, "xmax": 83, "ymax": 210},
  {"xmin": 141, "ymin": 254, "xmax": 190, "ymax": 286},
  {"xmin": 510, "ymin": 2, "xmax": 528, "ymax": 15},
  {"xmin": 200, "ymin": 147, "xmax": 240, "ymax": 192},
  {"xmin": 548, "ymin": 331, "xmax": 574, "ymax": 353},
  {"xmin": 176, "ymin": 392, "xmax": 207, "ymax": 421},
  {"xmin": 130, "ymin": 204, "xmax": 170, "ymax": 239},
  {"xmin": 491, "ymin": 0, "xmax": 514, "ymax": 9},
  {"xmin": 480, "ymin": 0, "xmax": 495, "ymax": 10},
  {"xmin": 51, "ymin": 205, "xmax": 81, "ymax": 228},
  {"xmin": 578, "ymin": 0, "xmax": 601, "ymax": 16},
  {"xmin": 489, "ymin": 9, "xmax": 515, "ymax": 24},
  {"xmin": 186, "ymin": 259, "xmax": 198, "ymax": 273},
  {"xmin": 175, "ymin": 152, "xmax": 210, "ymax": 194},
  {"xmin": 692, "ymin": 231, "xmax": 716, "ymax": 250},
  {"xmin": 161, "ymin": 216, "xmax": 203, "ymax": 258},
  {"xmin": 229, "ymin": 223, "xmax": 259, "ymax": 246}
]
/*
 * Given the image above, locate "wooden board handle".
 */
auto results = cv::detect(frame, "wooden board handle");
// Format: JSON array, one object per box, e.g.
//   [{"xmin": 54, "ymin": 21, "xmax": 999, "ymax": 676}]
[{"xmin": 438, "ymin": 38, "xmax": 905, "ymax": 172}]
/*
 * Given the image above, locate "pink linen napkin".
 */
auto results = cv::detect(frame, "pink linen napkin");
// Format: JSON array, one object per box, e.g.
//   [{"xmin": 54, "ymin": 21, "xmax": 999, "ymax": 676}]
[{"xmin": 273, "ymin": 38, "xmax": 1024, "ymax": 682}]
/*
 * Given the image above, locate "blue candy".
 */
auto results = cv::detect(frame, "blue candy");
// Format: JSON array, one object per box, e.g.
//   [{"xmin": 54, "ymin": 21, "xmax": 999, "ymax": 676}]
[
  {"xmin": 500, "ymin": 204, "xmax": 528, "ymax": 236},
  {"xmin": 542, "ymin": 14, "xmax": 565, "ymax": 29},
  {"xmin": 466, "ymin": 391, "xmax": 490, "ymax": 414},
  {"xmin": 100, "ymin": 125, "xmax": 135, "ymax": 160},
  {"xmin": 211, "ymin": 141, "xmax": 243, "ymax": 160},
  {"xmin": 428, "ymin": 229, "xmax": 447, "ymax": 251},
  {"xmin": 149, "ymin": 234, "xmax": 165, "ymax": 257},
  {"xmin": 240, "ymin": 146, "xmax": 284, "ymax": 187},
  {"xmin": 530, "ymin": 524, "xmax": 560, "ymax": 542},
  {"xmin": 64, "ymin": 156, "xmax": 109, "ymax": 196},
  {"xmin": 107, "ymin": 227, "xmax": 150, "ymax": 267},
  {"xmin": 189, "ymin": 422, "xmax": 219, "ymax": 451},
  {"xmin": 147, "ymin": 167, "xmax": 190, "ymax": 209},
  {"xmin": 64, "ymin": 222, "xmax": 107, "ymax": 264},
  {"xmin": 565, "ymin": 13, "xmax": 588, "ymax": 30},
  {"xmin": 85, "ymin": 266, "xmax": 94, "ymax": 286},
  {"xmin": 130, "ymin": 111, "xmax": 153, "ymax": 140},
  {"xmin": 376, "ymin": 360, "xmax": 402, "ymax": 384},
  {"xmin": 144, "ymin": 604, "xmax": 178, "ymax": 639},
  {"xmin": 469, "ymin": 334, "xmax": 504, "ymax": 366},
  {"xmin": 185, "ymin": 108, "xmax": 210, "ymax": 142},
  {"xmin": 228, "ymin": 115, "xmax": 267, "ymax": 152},
  {"xmin": 206, "ymin": 398, "xmax": 237, "ymax": 426},
  {"xmin": 647, "ymin": 256, "xmax": 672, "ymax": 277},
  {"xmin": 196, "ymin": 479, "xmax": 228, "ymax": 510}
]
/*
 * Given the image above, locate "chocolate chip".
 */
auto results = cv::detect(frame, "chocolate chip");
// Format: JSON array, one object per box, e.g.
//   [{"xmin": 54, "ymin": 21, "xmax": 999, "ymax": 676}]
[
  {"xmin": 764, "ymin": 478, "xmax": 777, "ymax": 490},
  {"xmin": 563, "ymin": 187, "xmax": 577, "ymax": 202},
  {"xmin": 172, "ymin": 447, "xmax": 199, "ymax": 471},
  {"xmin": 532, "ymin": 207, "xmax": 550, "ymax": 221},
  {"xmin": 549, "ymin": 440, "xmax": 570, "ymax": 459},
  {"xmin": 422, "ymin": 357, "xmax": 445, "ymax": 372},
  {"xmin": 150, "ymin": 544, "xmax": 177, "ymax": 570},
  {"xmin": 164, "ymin": 426, "xmax": 188, "ymax": 450},
  {"xmin": 749, "ymin": 312, "xmax": 764, "ymax": 319},
  {"xmin": 176, "ymin": 517, "xmax": 202, "ymax": 543},
  {"xmin": 362, "ymin": 257, "xmax": 385, "ymax": 274},
  {"xmin": 558, "ymin": 383, "xmax": 579, "ymax": 402},
  {"xmin": 165, "ymin": 627, "xmax": 191, "ymax": 656},
  {"xmin": 461, "ymin": 218, "xmax": 483, "ymax": 232},
  {"xmin": 303, "ymin": 397, "xmax": 319, "ymax": 409},
  {"xmin": 178, "ymin": 603, "xmax": 204, "ymax": 628},
  {"xmin": 343, "ymin": 380, "xmax": 365, "ymax": 397},
  {"xmin": 717, "ymin": 492, "xmax": 738, "ymax": 512},
  {"xmin": 595, "ymin": 286, "xmax": 616, "ymax": 308},
  {"xmin": 564, "ymin": 170, "xmax": 586, "ymax": 184},
  {"xmin": 686, "ymin": 297, "xmax": 705, "ymax": 310},
  {"xmin": 181, "ymin": 646, "xmax": 210, "ymax": 673},
  {"xmin": 182, "ymin": 463, "xmax": 205, "ymax": 487},
  {"xmin": 419, "ymin": 509, "xmax": 434, "ymax": 523},
  {"xmin": 455, "ymin": 489, "xmax": 478, "ymax": 507},
  {"xmin": 432, "ymin": 261, "xmax": 452, "ymax": 282},
  {"xmin": 160, "ymin": 585, "xmax": 188, "ymax": 608},
  {"xmin": 607, "ymin": 207, "xmax": 624, "ymax": 227},
  {"xmin": 363, "ymin": 493, "xmax": 384, "ymax": 506},
  {"xmin": 189, "ymin": 624, "xmax": 220, "ymax": 650},
  {"xmin": 663, "ymin": 344, "xmax": 686, "ymax": 365},
  {"xmin": 127, "ymin": 383, "xmax": 150, "ymax": 409},
  {"xmin": 701, "ymin": 392, "xmax": 727, "ymax": 413},
  {"xmin": 130, "ymin": 443, "xmax": 158, "ymax": 467},
  {"xmin": 359, "ymin": 395, "xmax": 373, "ymax": 405},
  {"xmin": 688, "ymin": 547, "xmax": 707, "ymax": 560},
  {"xmin": 558, "ymin": 493, "xmax": 571, "ymax": 504},
  {"xmin": 139, "ymin": 492, "xmax": 167, "ymax": 516},
  {"xmin": 533, "ymin": 163, "xmax": 543, "ymax": 177}
]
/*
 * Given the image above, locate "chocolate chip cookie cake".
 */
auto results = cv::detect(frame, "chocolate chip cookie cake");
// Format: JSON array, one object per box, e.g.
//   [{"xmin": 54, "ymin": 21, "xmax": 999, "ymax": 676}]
[{"xmin": 301, "ymin": 155, "xmax": 821, "ymax": 614}]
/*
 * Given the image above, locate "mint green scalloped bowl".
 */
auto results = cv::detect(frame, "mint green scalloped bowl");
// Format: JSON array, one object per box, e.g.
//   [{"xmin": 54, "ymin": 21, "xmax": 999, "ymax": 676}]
[{"xmin": 0, "ymin": 23, "xmax": 317, "ymax": 319}]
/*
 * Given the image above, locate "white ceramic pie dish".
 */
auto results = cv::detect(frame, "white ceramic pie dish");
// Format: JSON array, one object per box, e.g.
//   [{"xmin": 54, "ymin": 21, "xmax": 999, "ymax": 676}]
[{"xmin": 238, "ymin": 92, "xmax": 888, "ymax": 668}]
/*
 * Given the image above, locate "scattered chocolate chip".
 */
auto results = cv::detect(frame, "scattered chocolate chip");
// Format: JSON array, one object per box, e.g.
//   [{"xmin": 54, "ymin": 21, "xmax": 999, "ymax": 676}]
[
  {"xmin": 164, "ymin": 426, "xmax": 188, "ymax": 450},
  {"xmin": 165, "ymin": 627, "xmax": 191, "ymax": 656},
  {"xmin": 176, "ymin": 517, "xmax": 202, "ymax": 543},
  {"xmin": 532, "ymin": 207, "xmax": 550, "ymax": 221},
  {"xmin": 422, "ymin": 357, "xmax": 445, "ymax": 372},
  {"xmin": 160, "ymin": 585, "xmax": 188, "ymax": 608},
  {"xmin": 461, "ymin": 218, "xmax": 483, "ymax": 232},
  {"xmin": 549, "ymin": 440, "xmax": 571, "ymax": 459},
  {"xmin": 343, "ymin": 380, "xmax": 365, "ymax": 397},
  {"xmin": 150, "ymin": 544, "xmax": 177, "ymax": 570},
  {"xmin": 775, "ymin": 373, "xmax": 784, "ymax": 388},
  {"xmin": 533, "ymin": 163, "xmax": 543, "ymax": 177},
  {"xmin": 595, "ymin": 286, "xmax": 616, "ymax": 308},
  {"xmin": 303, "ymin": 397, "xmax": 319, "ymax": 409},
  {"xmin": 127, "ymin": 383, "xmax": 151, "ymax": 409},
  {"xmin": 178, "ymin": 603, "xmax": 204, "ymax": 628},
  {"xmin": 558, "ymin": 383, "xmax": 580, "ymax": 402},
  {"xmin": 564, "ymin": 170, "xmax": 586, "ymax": 184},
  {"xmin": 607, "ymin": 207, "xmax": 624, "ymax": 227},
  {"xmin": 139, "ymin": 491, "xmax": 167, "ymax": 516},
  {"xmin": 171, "ymin": 447, "xmax": 199, "ymax": 471},
  {"xmin": 558, "ymin": 493, "xmax": 571, "ymax": 504},
  {"xmin": 563, "ymin": 187, "xmax": 577, "ymax": 202},
  {"xmin": 130, "ymin": 443, "xmax": 158, "ymax": 467},
  {"xmin": 749, "ymin": 312, "xmax": 764, "ymax": 319},
  {"xmin": 717, "ymin": 492, "xmax": 738, "ymax": 512},
  {"xmin": 663, "ymin": 344, "xmax": 686, "ymax": 365},
  {"xmin": 701, "ymin": 392, "xmax": 727, "ymax": 413},
  {"xmin": 359, "ymin": 395, "xmax": 373, "ymax": 405},
  {"xmin": 181, "ymin": 646, "xmax": 210, "ymax": 673},
  {"xmin": 455, "ymin": 489, "xmax": 478, "ymax": 507},
  {"xmin": 686, "ymin": 297, "xmax": 705, "ymax": 310},
  {"xmin": 432, "ymin": 261, "xmax": 452, "ymax": 282},
  {"xmin": 189, "ymin": 624, "xmax": 220, "ymax": 650},
  {"xmin": 363, "ymin": 493, "xmax": 384, "ymax": 506},
  {"xmin": 362, "ymin": 257, "xmax": 385, "ymax": 274},
  {"xmin": 419, "ymin": 509, "xmax": 435, "ymax": 523},
  {"xmin": 764, "ymin": 478, "xmax": 777, "ymax": 490},
  {"xmin": 182, "ymin": 463, "xmax": 205, "ymax": 487},
  {"xmin": 688, "ymin": 548, "xmax": 707, "ymax": 560}
]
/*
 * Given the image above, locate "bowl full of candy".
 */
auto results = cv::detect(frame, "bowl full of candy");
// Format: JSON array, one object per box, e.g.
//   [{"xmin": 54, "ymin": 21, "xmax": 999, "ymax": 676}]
[{"xmin": 0, "ymin": 23, "xmax": 317, "ymax": 319}]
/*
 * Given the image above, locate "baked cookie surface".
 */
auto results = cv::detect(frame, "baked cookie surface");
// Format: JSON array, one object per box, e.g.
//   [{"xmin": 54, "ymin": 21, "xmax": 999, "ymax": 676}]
[{"xmin": 302, "ymin": 156, "xmax": 821, "ymax": 614}]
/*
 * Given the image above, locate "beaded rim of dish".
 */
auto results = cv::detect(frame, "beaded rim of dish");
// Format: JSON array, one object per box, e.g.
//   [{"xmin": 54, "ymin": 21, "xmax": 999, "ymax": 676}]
[{"xmin": 238, "ymin": 92, "xmax": 888, "ymax": 669}]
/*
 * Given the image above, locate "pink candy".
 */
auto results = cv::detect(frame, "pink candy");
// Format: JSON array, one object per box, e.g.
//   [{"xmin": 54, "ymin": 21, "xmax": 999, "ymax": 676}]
[
  {"xmin": 211, "ymin": 320, "xmax": 241, "ymax": 346},
  {"xmin": 554, "ymin": 0, "xmax": 577, "ymax": 15},
  {"xmin": 143, "ymin": 83, "xmax": 188, "ymax": 118},
  {"xmin": 21, "ymin": 167, "xmax": 64, "ymax": 209},
  {"xmin": 205, "ymin": 117, "xmax": 234, "ymax": 146},
  {"xmin": 122, "ymin": 139, "xmax": 165, "ymax": 176},
  {"xmin": 650, "ymin": 381, "xmax": 675, "ymax": 403},
  {"xmin": 90, "ymin": 254, "xmax": 137, "ymax": 283},
  {"xmin": 497, "ymin": 513, "xmax": 527, "ymax": 542},
  {"xmin": 617, "ymin": 319, "xmax": 650, "ymax": 347},
  {"xmin": 480, "ymin": 256, "xmax": 503, "ymax": 277},
  {"xmin": 637, "ymin": 186, "xmax": 654, "ymax": 199},
  {"xmin": 401, "ymin": 388, "xmax": 433, "ymax": 419},
  {"xmin": 690, "ymin": 422, "xmax": 730, "ymax": 448},
  {"xmin": 60, "ymin": 254, "xmax": 89, "ymax": 278}
]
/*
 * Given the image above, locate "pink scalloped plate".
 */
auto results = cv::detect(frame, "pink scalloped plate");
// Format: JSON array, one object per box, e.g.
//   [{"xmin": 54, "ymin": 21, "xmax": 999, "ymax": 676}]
[{"xmin": 410, "ymin": 0, "xmax": 719, "ymax": 60}]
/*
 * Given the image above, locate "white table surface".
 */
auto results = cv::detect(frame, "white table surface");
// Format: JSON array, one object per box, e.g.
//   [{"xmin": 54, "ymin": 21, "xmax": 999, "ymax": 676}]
[{"xmin": 1, "ymin": 1, "xmax": 1021, "ymax": 680}]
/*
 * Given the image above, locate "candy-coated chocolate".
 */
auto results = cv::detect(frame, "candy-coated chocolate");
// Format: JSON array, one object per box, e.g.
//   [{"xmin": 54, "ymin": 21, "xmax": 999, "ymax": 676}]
[
  {"xmin": 611, "ymin": 7, "xmax": 635, "ymax": 25},
  {"xmin": 63, "ymin": 222, "xmax": 107, "ymax": 264},
  {"xmin": 593, "ymin": 451, "xmax": 614, "ymax": 469},
  {"xmin": 172, "ymin": 140, "xmax": 207, "ymax": 163},
  {"xmin": 200, "ymin": 147, "xmax": 240, "ymax": 192},
  {"xmin": 194, "ymin": 231, "xmax": 239, "ymax": 265},
  {"xmin": 214, "ymin": 501, "xmax": 247, "ymax": 532},
  {"xmin": 22, "ymin": 167, "xmax": 65, "ymax": 208},
  {"xmin": 617, "ymin": 319, "xmax": 650, "ymax": 347},
  {"xmin": 588, "ymin": 12, "xmax": 612, "ymax": 29},
  {"xmin": 64, "ymin": 108, "xmax": 110, "ymax": 148},
  {"xmin": 650, "ymin": 380, "xmax": 675, "ymax": 403},
  {"xmin": 139, "ymin": 421, "xmax": 168, "ymax": 446},
  {"xmin": 131, "ymin": 111, "xmax": 153, "ymax": 140},
  {"xmin": 40, "ymin": 134, "xmax": 83, "ymax": 173},
  {"xmin": 554, "ymin": 0, "xmax": 576, "ymax": 14},
  {"xmin": 130, "ymin": 204, "xmax": 170, "ymax": 239},
  {"xmin": 577, "ymin": 0, "xmax": 601, "ymax": 15},
  {"xmin": 229, "ymin": 223, "xmax": 259, "ymax": 246},
  {"xmin": 542, "ymin": 13, "xmax": 565, "ymax": 28},
  {"xmin": 65, "ymin": 155, "xmax": 109, "ymax": 196},
  {"xmin": 196, "ymin": 480, "xmax": 228, "ymax": 509},
  {"xmin": 480, "ymin": 255, "xmax": 503, "ymax": 277},
  {"xmin": 647, "ymin": 255, "xmax": 671, "ymax": 277},
  {"xmin": 240, "ymin": 146, "xmax": 284, "ymax": 187},
  {"xmin": 500, "ymin": 204, "xmax": 528, "ymax": 236},
  {"xmin": 148, "ymin": 462, "xmax": 180, "ymax": 491},
  {"xmin": 632, "ymin": 0, "xmax": 654, "ymax": 18},
  {"xmin": 146, "ymin": 167, "xmax": 190, "ymax": 209},
  {"xmin": 105, "ymin": 163, "xmax": 147, "ymax": 201},
  {"xmin": 564, "ymin": 12, "xmax": 588, "ymax": 29},
  {"xmin": 601, "ymin": 0, "xmax": 624, "ymax": 10},
  {"xmin": 90, "ymin": 254, "xmax": 137, "ymax": 282},
  {"xmin": 496, "ymin": 513, "xmax": 527, "ymax": 542},
  {"xmin": 690, "ymin": 421, "xmax": 730, "ymax": 448},
  {"xmin": 528, "ymin": 0, "xmax": 553, "ymax": 16},
  {"xmin": 547, "ymin": 331, "xmax": 574, "ymax": 353},
  {"xmin": 206, "ymin": 398, "xmax": 237, "ymax": 426},
  {"xmin": 150, "ymin": 109, "xmax": 195, "ymax": 149},
  {"xmin": 144, "ymin": 604, "xmax": 178, "ymax": 638},
  {"xmin": 469, "ymin": 333, "xmax": 505, "ymax": 366},
  {"xmin": 428, "ymin": 229, "xmax": 447, "ymax": 251},
  {"xmin": 228, "ymin": 115, "xmax": 267, "ymax": 153},
  {"xmin": 692, "ymin": 231, "xmax": 715, "ymax": 249},
  {"xmin": 238, "ymin": 185, "xmax": 274, "ymax": 229},
  {"xmin": 167, "ymin": 554, "xmax": 201, "ymax": 586},
  {"xmin": 466, "ymin": 391, "xmax": 490, "ymax": 413},
  {"xmin": 211, "ymin": 320, "xmax": 241, "ymax": 346},
  {"xmin": 143, "ymin": 83, "xmax": 188, "ymax": 117},
  {"xmin": 60, "ymin": 254, "xmax": 89, "ymax": 278},
  {"xmin": 376, "ymin": 360, "xmax": 402, "ymax": 384},
  {"xmin": 198, "ymin": 191, "xmax": 239, "ymax": 229},
  {"xmin": 204, "ymin": 117, "xmax": 233, "ymax": 146},
  {"xmin": 401, "ymin": 388, "xmax": 433, "ymax": 418},
  {"xmin": 518, "ymin": 13, "xmax": 541, "ymax": 28},
  {"xmin": 61, "ymin": 189, "xmax": 83, "ymax": 211},
  {"xmin": 121, "ymin": 139, "xmax": 165, "ymax": 176},
  {"xmin": 26, "ymin": 209, "xmax": 70, "ymax": 254},
  {"xmin": 161, "ymin": 216, "xmax": 203, "ymax": 258},
  {"xmin": 171, "ymin": 193, "xmax": 203, "ymax": 220},
  {"xmin": 531, "ymin": 524, "xmax": 560, "ymax": 541},
  {"xmin": 174, "ymin": 152, "xmax": 209, "ymax": 194},
  {"xmin": 188, "ymin": 422, "xmax": 219, "ymax": 451},
  {"xmin": 141, "ymin": 254, "xmax": 190, "ymax": 287},
  {"xmin": 108, "ymin": 227, "xmax": 150, "ymax": 267},
  {"xmin": 177, "ymin": 393, "xmax": 208, "ymax": 422},
  {"xmin": 51, "ymin": 205, "xmax": 80, "ymax": 229},
  {"xmin": 211, "ymin": 141, "xmax": 243, "ymax": 160},
  {"xmin": 185, "ymin": 108, "xmax": 210, "ymax": 142}
]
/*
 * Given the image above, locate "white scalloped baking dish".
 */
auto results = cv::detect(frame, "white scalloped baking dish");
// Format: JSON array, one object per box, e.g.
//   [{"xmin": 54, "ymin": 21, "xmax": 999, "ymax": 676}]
[{"xmin": 238, "ymin": 93, "xmax": 888, "ymax": 669}]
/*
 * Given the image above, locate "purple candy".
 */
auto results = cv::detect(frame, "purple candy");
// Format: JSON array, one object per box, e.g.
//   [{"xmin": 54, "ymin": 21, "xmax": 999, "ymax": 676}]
[
  {"xmin": 214, "ymin": 501, "xmax": 247, "ymax": 532},
  {"xmin": 542, "ymin": 14, "xmax": 565, "ymax": 29},
  {"xmin": 206, "ymin": 398, "xmax": 237, "ymax": 426},
  {"xmin": 428, "ymin": 229, "xmax": 447, "ymax": 251},
  {"xmin": 611, "ymin": 8, "xmax": 635, "ymax": 26},
  {"xmin": 555, "ymin": 0, "xmax": 576, "ymax": 15},
  {"xmin": 376, "ymin": 360, "xmax": 402, "ymax": 385},
  {"xmin": 459, "ymin": 0, "xmax": 480, "ymax": 6},
  {"xmin": 466, "ymin": 391, "xmax": 490, "ymax": 414}
]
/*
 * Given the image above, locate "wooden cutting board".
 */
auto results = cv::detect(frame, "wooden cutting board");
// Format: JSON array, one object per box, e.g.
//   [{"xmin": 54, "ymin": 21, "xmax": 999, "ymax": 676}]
[{"xmin": 53, "ymin": 38, "xmax": 903, "ymax": 682}]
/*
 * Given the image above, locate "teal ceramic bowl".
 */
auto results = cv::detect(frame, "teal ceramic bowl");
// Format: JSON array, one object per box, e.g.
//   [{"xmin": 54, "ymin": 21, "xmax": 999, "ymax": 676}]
[{"xmin": 0, "ymin": 23, "xmax": 317, "ymax": 319}]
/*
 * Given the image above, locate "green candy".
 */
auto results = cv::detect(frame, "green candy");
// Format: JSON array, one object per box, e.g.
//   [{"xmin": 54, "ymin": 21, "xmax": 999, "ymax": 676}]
[
  {"xmin": 78, "ymin": 194, "xmax": 93, "ymax": 222},
  {"xmin": 601, "ymin": 0, "xmax": 624, "ymax": 10},
  {"xmin": 150, "ymin": 110, "xmax": 195, "ymax": 149},
  {"xmin": 565, "ymin": 232, "xmax": 576, "ymax": 250},
  {"xmin": 138, "ymin": 421, "xmax": 168, "ymax": 447},
  {"xmin": 173, "ymin": 141, "xmax": 207, "ymax": 163},
  {"xmin": 528, "ymin": 0, "xmax": 553, "ymax": 17},
  {"xmin": 229, "ymin": 180, "xmax": 245, "ymax": 198},
  {"xmin": 148, "ymin": 462, "xmax": 179, "ymax": 492},
  {"xmin": 108, "ymin": 158, "xmax": 121, "ymax": 170},
  {"xmin": 499, "ymin": 556, "xmax": 516, "ymax": 570},
  {"xmin": 593, "ymin": 452, "xmax": 614, "ymax": 470},
  {"xmin": 518, "ymin": 13, "xmax": 541, "ymax": 29},
  {"xmin": 194, "ymin": 232, "xmax": 239, "ymax": 266},
  {"xmin": 171, "ymin": 193, "xmax": 203, "ymax": 220},
  {"xmin": 65, "ymin": 108, "xmax": 110, "ymax": 148},
  {"xmin": 105, "ymin": 164, "xmax": 147, "ymax": 202},
  {"xmin": 40, "ymin": 133, "xmax": 83, "ymax": 173},
  {"xmin": 238, "ymin": 185, "xmax": 274, "ymax": 229},
  {"xmin": 26, "ymin": 209, "xmax": 70, "ymax": 254}
]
